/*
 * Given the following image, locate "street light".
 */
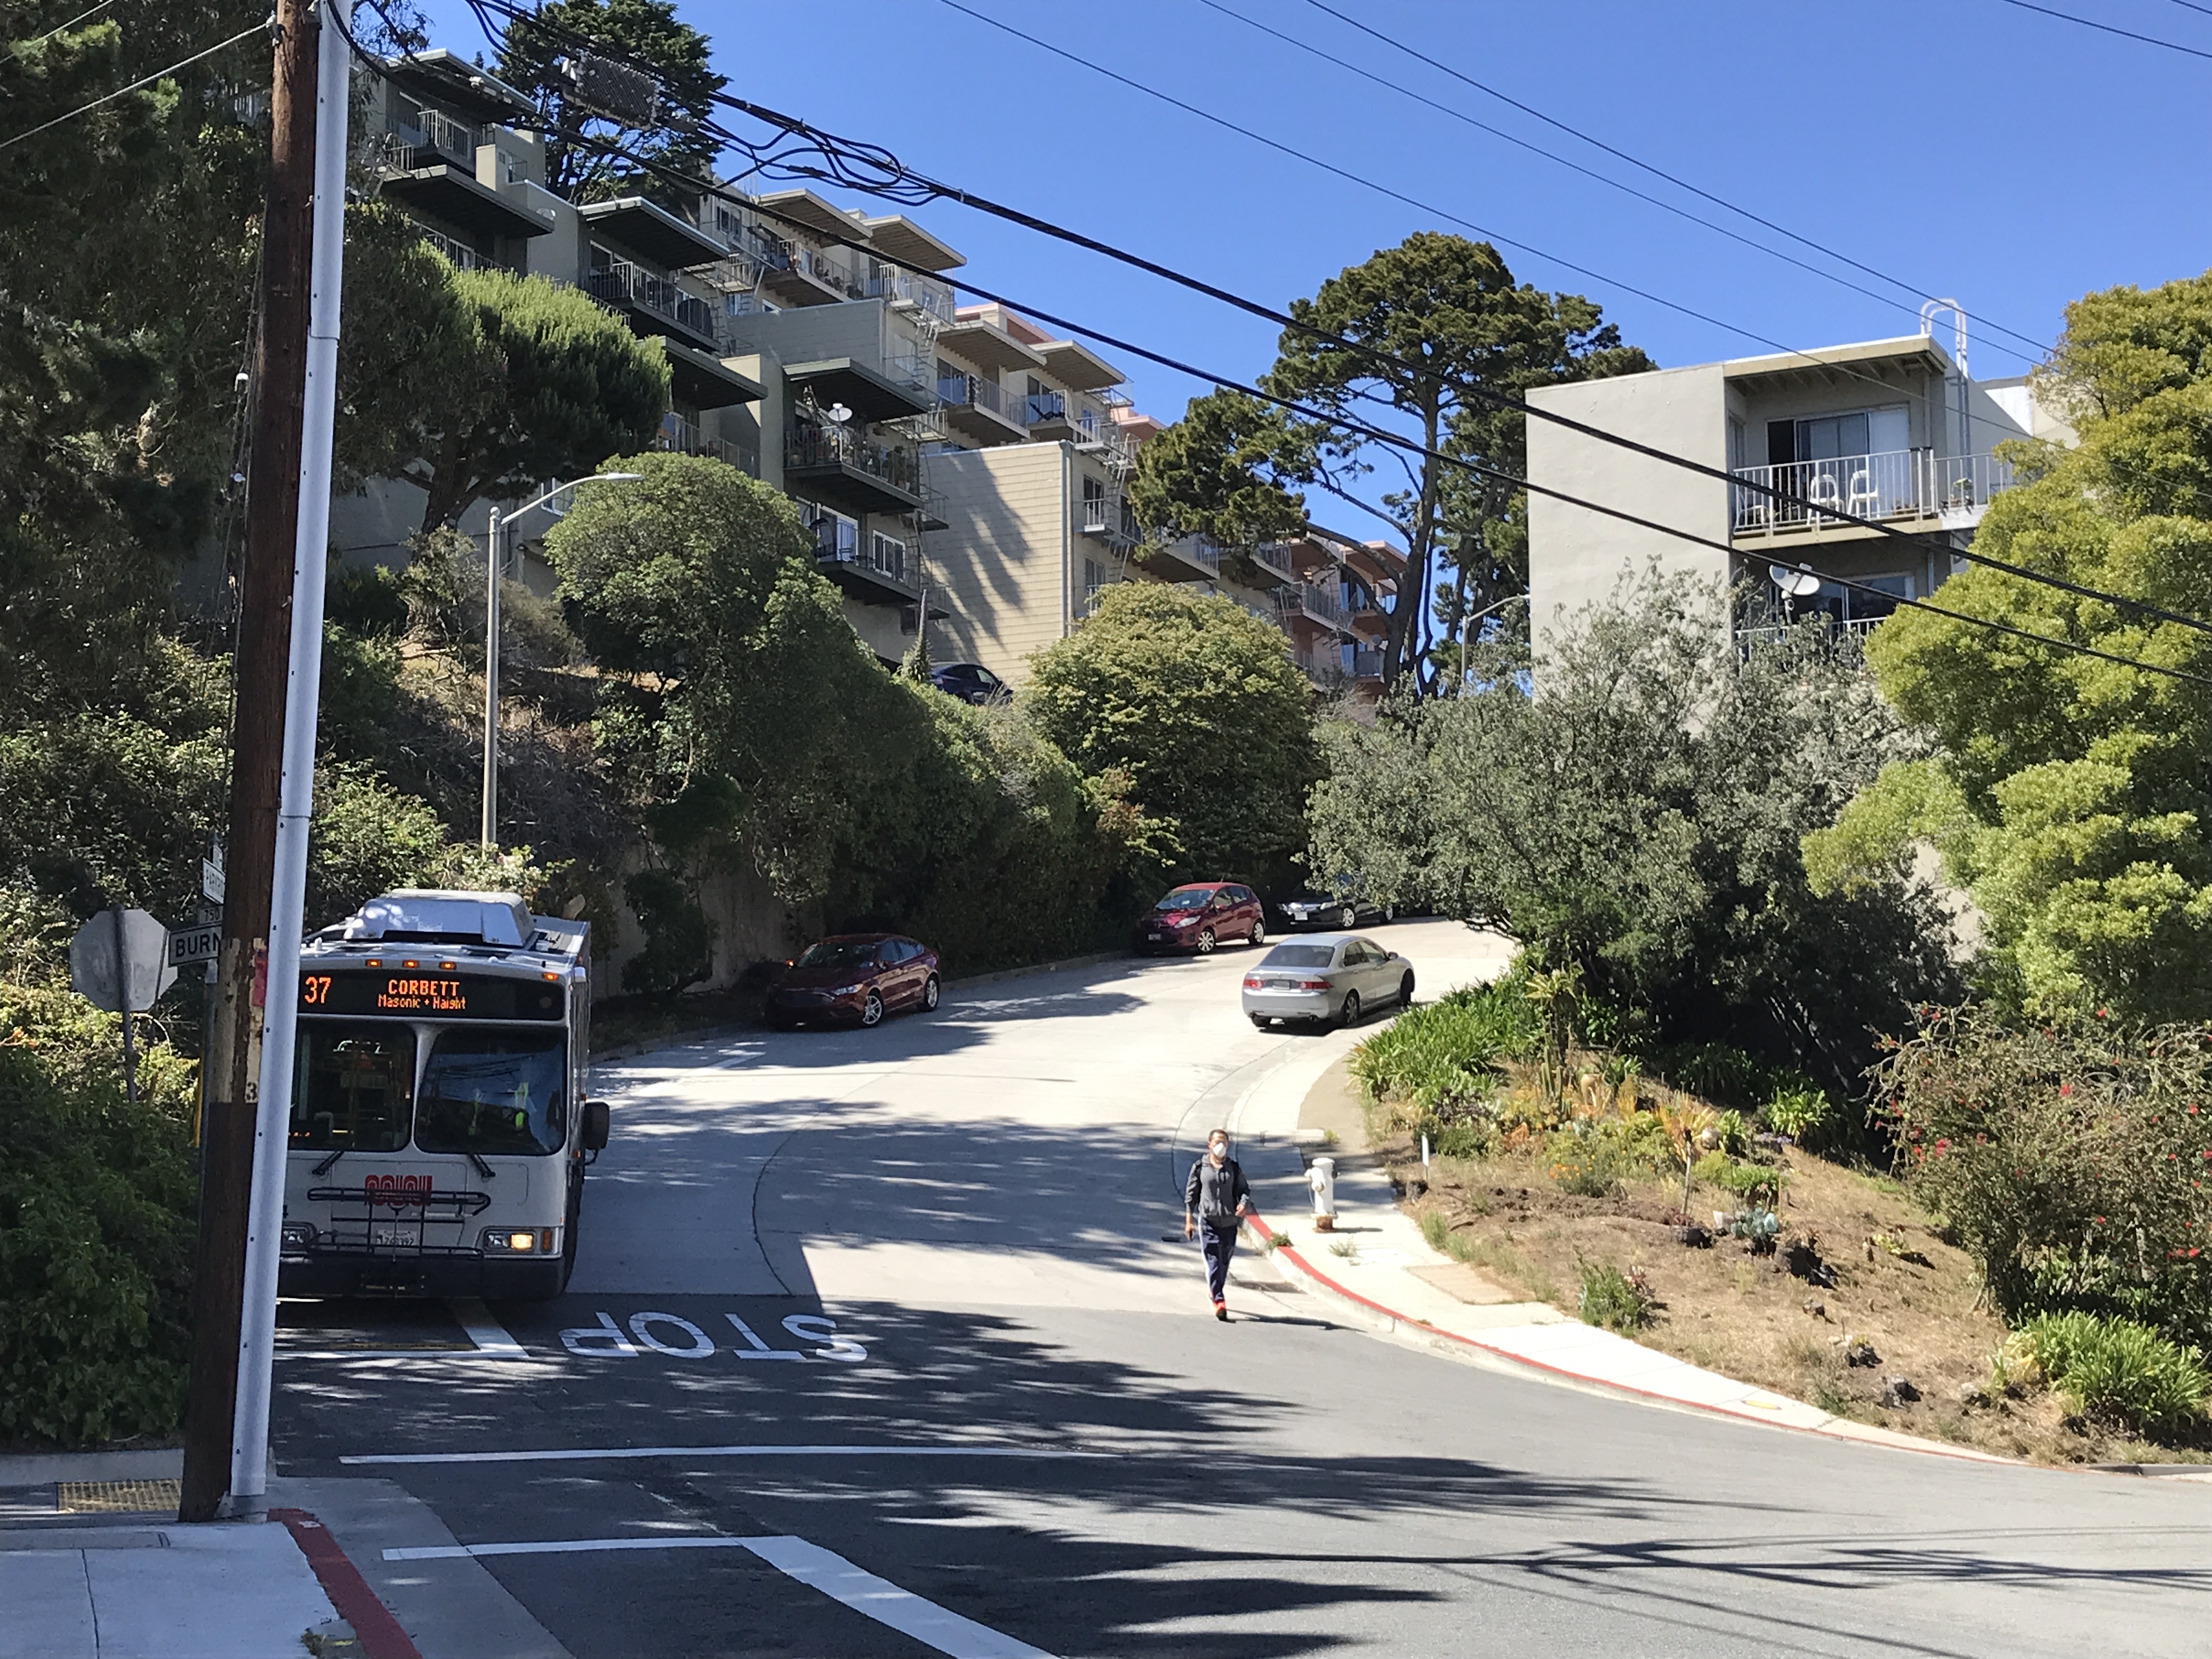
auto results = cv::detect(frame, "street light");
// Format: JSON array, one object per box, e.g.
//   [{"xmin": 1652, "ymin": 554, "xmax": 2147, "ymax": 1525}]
[
  {"xmin": 1458, "ymin": 591, "xmax": 1528, "ymax": 691},
  {"xmin": 481, "ymin": 472, "xmax": 641, "ymax": 847}
]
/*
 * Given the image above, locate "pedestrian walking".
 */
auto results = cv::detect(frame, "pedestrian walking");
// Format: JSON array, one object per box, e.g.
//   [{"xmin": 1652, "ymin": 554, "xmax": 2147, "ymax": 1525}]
[{"xmin": 1184, "ymin": 1128, "xmax": 1251, "ymax": 1321}]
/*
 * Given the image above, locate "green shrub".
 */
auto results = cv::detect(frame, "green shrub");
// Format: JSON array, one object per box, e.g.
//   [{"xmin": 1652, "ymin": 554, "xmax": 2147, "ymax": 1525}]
[
  {"xmin": 1765, "ymin": 1085, "xmax": 1836, "ymax": 1146},
  {"xmin": 1419, "ymin": 1210, "xmax": 1451, "ymax": 1252},
  {"xmin": 0, "ymin": 979, "xmax": 197, "ymax": 1446},
  {"xmin": 1877, "ymin": 1006, "xmax": 2212, "ymax": 1343},
  {"xmin": 1577, "ymin": 1261, "xmax": 1656, "ymax": 1333},
  {"xmin": 1691, "ymin": 1152, "xmax": 1786, "ymax": 1207},
  {"xmin": 2017, "ymin": 1312, "xmax": 2210, "ymax": 1432},
  {"xmin": 1545, "ymin": 1116, "xmax": 1670, "ymax": 1198},
  {"xmin": 1348, "ymin": 975, "xmax": 1541, "ymax": 1108}
]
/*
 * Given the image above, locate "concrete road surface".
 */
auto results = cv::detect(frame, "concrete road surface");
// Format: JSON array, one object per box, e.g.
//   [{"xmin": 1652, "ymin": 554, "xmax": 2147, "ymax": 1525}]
[{"xmin": 273, "ymin": 919, "xmax": 2212, "ymax": 1658}]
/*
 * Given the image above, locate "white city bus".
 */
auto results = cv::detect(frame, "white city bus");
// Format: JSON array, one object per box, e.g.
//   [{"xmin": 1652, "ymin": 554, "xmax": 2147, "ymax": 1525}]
[{"xmin": 276, "ymin": 889, "xmax": 608, "ymax": 1300}]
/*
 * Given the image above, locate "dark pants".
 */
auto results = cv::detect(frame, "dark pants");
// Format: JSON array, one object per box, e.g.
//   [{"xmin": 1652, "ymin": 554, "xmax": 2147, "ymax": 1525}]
[{"xmin": 1201, "ymin": 1222, "xmax": 1238, "ymax": 1304}]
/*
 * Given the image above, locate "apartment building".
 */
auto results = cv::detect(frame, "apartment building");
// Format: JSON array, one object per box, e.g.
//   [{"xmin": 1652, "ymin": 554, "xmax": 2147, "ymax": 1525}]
[
  {"xmin": 1525, "ymin": 327, "xmax": 2069, "ymax": 648},
  {"xmin": 343, "ymin": 49, "xmax": 1404, "ymax": 690}
]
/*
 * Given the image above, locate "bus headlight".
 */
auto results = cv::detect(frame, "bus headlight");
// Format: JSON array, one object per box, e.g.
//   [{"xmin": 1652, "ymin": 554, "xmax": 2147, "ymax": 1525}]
[
  {"xmin": 482, "ymin": 1228, "xmax": 556, "ymax": 1254},
  {"xmin": 280, "ymin": 1223, "xmax": 316, "ymax": 1249}
]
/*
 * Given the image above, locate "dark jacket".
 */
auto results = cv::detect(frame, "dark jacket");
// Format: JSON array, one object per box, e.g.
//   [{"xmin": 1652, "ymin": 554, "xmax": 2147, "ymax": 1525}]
[{"xmin": 1186, "ymin": 1154, "xmax": 1250, "ymax": 1227}]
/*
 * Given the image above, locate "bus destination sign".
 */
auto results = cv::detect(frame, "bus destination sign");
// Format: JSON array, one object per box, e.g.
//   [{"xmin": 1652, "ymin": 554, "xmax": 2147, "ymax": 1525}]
[{"xmin": 298, "ymin": 969, "xmax": 564, "ymax": 1021}]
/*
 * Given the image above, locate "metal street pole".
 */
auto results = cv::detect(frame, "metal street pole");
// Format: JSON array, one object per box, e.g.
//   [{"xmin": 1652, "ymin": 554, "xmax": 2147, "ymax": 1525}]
[
  {"xmin": 478, "ymin": 475, "xmax": 640, "ymax": 848},
  {"xmin": 479, "ymin": 504, "xmax": 504, "ymax": 847},
  {"xmin": 178, "ymin": 0, "xmax": 319, "ymax": 1527},
  {"xmin": 228, "ymin": 0, "xmax": 350, "ymax": 1512},
  {"xmin": 111, "ymin": 905, "xmax": 137, "ymax": 1105}
]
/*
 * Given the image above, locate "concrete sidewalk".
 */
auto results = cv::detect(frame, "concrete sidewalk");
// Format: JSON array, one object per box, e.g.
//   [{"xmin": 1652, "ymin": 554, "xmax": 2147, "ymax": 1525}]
[
  {"xmin": 0, "ymin": 1452, "xmax": 569, "ymax": 1659},
  {"xmin": 1216, "ymin": 943, "xmax": 2020, "ymax": 1468}
]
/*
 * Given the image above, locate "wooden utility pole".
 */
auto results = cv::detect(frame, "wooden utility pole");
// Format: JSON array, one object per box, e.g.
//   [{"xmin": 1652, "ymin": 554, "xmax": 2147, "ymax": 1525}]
[{"xmin": 178, "ymin": 0, "xmax": 319, "ymax": 1525}]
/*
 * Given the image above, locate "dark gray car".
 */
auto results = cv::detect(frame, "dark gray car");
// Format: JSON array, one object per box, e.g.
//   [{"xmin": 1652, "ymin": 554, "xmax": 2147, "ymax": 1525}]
[{"xmin": 1241, "ymin": 934, "xmax": 1415, "ymax": 1031}]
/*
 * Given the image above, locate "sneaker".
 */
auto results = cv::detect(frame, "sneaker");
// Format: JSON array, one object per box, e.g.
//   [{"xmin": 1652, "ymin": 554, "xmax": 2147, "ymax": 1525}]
[{"xmin": 1214, "ymin": 1301, "xmax": 1228, "ymax": 1322}]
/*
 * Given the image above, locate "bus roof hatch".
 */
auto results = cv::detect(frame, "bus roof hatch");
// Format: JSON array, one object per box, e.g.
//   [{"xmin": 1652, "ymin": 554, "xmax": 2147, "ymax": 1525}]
[{"xmin": 341, "ymin": 890, "xmax": 533, "ymax": 946}]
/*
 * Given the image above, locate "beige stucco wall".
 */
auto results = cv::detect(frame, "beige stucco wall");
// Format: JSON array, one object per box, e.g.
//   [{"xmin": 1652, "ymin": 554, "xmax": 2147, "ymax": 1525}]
[
  {"xmin": 926, "ymin": 443, "xmax": 1071, "ymax": 684},
  {"xmin": 1526, "ymin": 363, "xmax": 1730, "ymax": 650}
]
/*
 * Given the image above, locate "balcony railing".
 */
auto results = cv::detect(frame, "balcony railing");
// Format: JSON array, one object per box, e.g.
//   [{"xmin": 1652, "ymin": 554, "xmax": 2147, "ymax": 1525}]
[
  {"xmin": 786, "ymin": 425, "xmax": 923, "ymax": 495},
  {"xmin": 586, "ymin": 258, "xmax": 714, "ymax": 340},
  {"xmin": 390, "ymin": 103, "xmax": 480, "ymax": 168},
  {"xmin": 1277, "ymin": 582, "xmax": 1346, "ymax": 627},
  {"xmin": 865, "ymin": 269, "xmax": 956, "ymax": 324},
  {"xmin": 1350, "ymin": 646, "xmax": 1384, "ymax": 679},
  {"xmin": 938, "ymin": 372, "xmax": 1020, "ymax": 426},
  {"xmin": 1254, "ymin": 542, "xmax": 1296, "ymax": 578},
  {"xmin": 1026, "ymin": 392, "xmax": 1133, "ymax": 462},
  {"xmin": 416, "ymin": 225, "xmax": 484, "ymax": 270},
  {"xmin": 656, "ymin": 413, "xmax": 755, "ymax": 473},
  {"xmin": 1731, "ymin": 449, "xmax": 2018, "ymax": 534}
]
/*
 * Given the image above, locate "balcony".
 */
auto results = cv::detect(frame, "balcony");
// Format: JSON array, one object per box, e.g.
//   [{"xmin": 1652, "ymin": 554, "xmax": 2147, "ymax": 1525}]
[
  {"xmin": 1140, "ymin": 534, "xmax": 1222, "ymax": 579},
  {"xmin": 1025, "ymin": 394, "xmax": 1133, "ymax": 464},
  {"xmin": 415, "ymin": 224, "xmax": 486, "ymax": 270},
  {"xmin": 807, "ymin": 507, "xmax": 919, "ymax": 606},
  {"xmin": 585, "ymin": 258, "xmax": 717, "ymax": 351},
  {"xmin": 937, "ymin": 372, "xmax": 1027, "ymax": 444},
  {"xmin": 864, "ymin": 269, "xmax": 956, "ymax": 325},
  {"xmin": 386, "ymin": 104, "xmax": 481, "ymax": 171},
  {"xmin": 1253, "ymin": 542, "xmax": 1296, "ymax": 579},
  {"xmin": 1731, "ymin": 449, "xmax": 2018, "ymax": 538},
  {"xmin": 1277, "ymin": 582, "xmax": 1347, "ymax": 628},
  {"xmin": 785, "ymin": 423, "xmax": 924, "ymax": 515},
  {"xmin": 655, "ymin": 413, "xmax": 758, "ymax": 475},
  {"xmin": 758, "ymin": 241, "xmax": 864, "ymax": 307},
  {"xmin": 1079, "ymin": 493, "xmax": 1132, "ymax": 544}
]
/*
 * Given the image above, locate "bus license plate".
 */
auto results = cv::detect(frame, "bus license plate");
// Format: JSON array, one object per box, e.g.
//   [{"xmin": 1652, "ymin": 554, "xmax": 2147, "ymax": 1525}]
[{"xmin": 371, "ymin": 1221, "xmax": 421, "ymax": 1248}]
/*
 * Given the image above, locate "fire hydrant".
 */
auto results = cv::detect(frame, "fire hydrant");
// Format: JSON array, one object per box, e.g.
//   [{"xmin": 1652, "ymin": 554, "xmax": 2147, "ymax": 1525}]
[{"xmin": 1308, "ymin": 1155, "xmax": 1337, "ymax": 1231}]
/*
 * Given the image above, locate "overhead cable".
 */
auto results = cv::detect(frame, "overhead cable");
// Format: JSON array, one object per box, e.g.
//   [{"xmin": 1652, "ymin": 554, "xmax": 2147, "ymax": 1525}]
[
  {"xmin": 0, "ymin": 18, "xmax": 262, "ymax": 154},
  {"xmin": 443, "ymin": 0, "xmax": 2212, "ymax": 645},
  {"xmin": 1295, "ymin": 0, "xmax": 2056, "ymax": 362}
]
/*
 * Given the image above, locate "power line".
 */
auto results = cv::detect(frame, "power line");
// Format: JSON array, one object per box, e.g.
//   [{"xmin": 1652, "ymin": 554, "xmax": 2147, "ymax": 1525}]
[
  {"xmin": 0, "ymin": 0, "xmax": 116, "ymax": 72},
  {"xmin": 931, "ymin": 0, "xmax": 2056, "ymax": 459},
  {"xmin": 489, "ymin": 98, "xmax": 2212, "ymax": 691},
  {"xmin": 445, "ymin": 0, "xmax": 2212, "ymax": 644},
  {"xmin": 1996, "ymin": 0, "xmax": 2212, "ymax": 59},
  {"xmin": 1289, "ymin": 0, "xmax": 2058, "ymax": 364},
  {"xmin": 0, "ymin": 18, "xmax": 261, "ymax": 154}
]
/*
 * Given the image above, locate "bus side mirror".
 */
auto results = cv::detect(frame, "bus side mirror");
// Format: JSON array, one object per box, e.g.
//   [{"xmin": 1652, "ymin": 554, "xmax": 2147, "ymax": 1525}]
[{"xmin": 582, "ymin": 1099, "xmax": 610, "ymax": 1150}]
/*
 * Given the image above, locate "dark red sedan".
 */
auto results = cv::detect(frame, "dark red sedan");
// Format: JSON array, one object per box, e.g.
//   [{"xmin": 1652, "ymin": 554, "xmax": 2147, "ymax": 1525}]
[
  {"xmin": 1137, "ymin": 882, "xmax": 1267, "ymax": 955},
  {"xmin": 767, "ymin": 934, "xmax": 940, "ymax": 1029}
]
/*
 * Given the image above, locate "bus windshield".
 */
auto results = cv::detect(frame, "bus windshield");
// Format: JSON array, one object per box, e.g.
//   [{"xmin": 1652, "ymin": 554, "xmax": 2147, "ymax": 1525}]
[
  {"xmin": 415, "ymin": 1030, "xmax": 567, "ymax": 1156},
  {"xmin": 291, "ymin": 1024, "xmax": 415, "ymax": 1151}
]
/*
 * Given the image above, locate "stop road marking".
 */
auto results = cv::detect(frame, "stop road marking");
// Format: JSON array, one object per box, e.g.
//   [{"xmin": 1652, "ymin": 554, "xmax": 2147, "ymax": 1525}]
[{"xmin": 559, "ymin": 1310, "xmax": 870, "ymax": 1363}]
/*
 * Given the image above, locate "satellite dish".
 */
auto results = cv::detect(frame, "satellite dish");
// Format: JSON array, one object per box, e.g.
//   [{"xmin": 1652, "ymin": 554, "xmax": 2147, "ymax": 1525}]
[
  {"xmin": 826, "ymin": 402, "xmax": 854, "ymax": 425},
  {"xmin": 1769, "ymin": 563, "xmax": 1821, "ymax": 599}
]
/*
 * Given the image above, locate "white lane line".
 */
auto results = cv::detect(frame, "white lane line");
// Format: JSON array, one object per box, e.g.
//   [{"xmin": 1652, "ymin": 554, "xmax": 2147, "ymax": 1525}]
[
  {"xmin": 746, "ymin": 1534, "xmax": 1054, "ymax": 1659},
  {"xmin": 448, "ymin": 1297, "xmax": 528, "ymax": 1357},
  {"xmin": 381, "ymin": 1533, "xmax": 1056, "ymax": 1658},
  {"xmin": 340, "ymin": 1443, "xmax": 1104, "ymax": 1466},
  {"xmin": 386, "ymin": 1536, "xmax": 759, "ymax": 1560}
]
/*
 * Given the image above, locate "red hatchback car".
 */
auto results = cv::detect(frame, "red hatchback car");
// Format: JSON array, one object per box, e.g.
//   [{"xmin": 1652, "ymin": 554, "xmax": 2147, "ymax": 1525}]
[
  {"xmin": 1138, "ymin": 883, "xmax": 1267, "ymax": 955},
  {"xmin": 768, "ymin": 934, "xmax": 940, "ymax": 1029}
]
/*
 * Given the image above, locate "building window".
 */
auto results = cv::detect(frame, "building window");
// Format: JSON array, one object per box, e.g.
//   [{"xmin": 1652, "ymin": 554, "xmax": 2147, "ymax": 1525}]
[
  {"xmin": 797, "ymin": 500, "xmax": 859, "ymax": 562},
  {"xmin": 1082, "ymin": 557, "xmax": 1107, "ymax": 613}
]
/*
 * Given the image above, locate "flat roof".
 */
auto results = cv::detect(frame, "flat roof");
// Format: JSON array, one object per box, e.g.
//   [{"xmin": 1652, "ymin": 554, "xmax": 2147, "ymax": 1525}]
[
  {"xmin": 1722, "ymin": 334, "xmax": 1956, "ymax": 382},
  {"xmin": 859, "ymin": 214, "xmax": 964, "ymax": 272},
  {"xmin": 752, "ymin": 187, "xmax": 870, "ymax": 241},
  {"xmin": 382, "ymin": 50, "xmax": 537, "ymax": 123}
]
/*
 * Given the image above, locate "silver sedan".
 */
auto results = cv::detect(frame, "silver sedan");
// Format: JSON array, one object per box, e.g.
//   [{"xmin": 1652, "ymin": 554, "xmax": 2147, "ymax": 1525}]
[{"xmin": 1241, "ymin": 934, "xmax": 1415, "ymax": 1031}]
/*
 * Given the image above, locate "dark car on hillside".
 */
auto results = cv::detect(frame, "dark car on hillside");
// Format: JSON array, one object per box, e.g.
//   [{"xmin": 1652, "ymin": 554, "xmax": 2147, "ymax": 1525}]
[
  {"xmin": 1278, "ymin": 889, "xmax": 1396, "ymax": 931},
  {"xmin": 767, "ymin": 934, "xmax": 940, "ymax": 1029},
  {"xmin": 1137, "ymin": 883, "xmax": 1267, "ymax": 955},
  {"xmin": 928, "ymin": 662, "xmax": 1009, "ymax": 706}
]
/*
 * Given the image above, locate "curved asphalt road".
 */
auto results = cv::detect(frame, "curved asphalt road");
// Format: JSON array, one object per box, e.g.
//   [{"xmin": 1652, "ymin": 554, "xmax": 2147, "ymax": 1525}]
[{"xmin": 274, "ymin": 919, "xmax": 2212, "ymax": 1658}]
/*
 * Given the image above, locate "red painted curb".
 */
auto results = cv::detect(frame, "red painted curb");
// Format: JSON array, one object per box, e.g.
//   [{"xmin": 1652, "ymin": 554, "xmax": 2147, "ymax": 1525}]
[
  {"xmin": 272, "ymin": 1508, "xmax": 423, "ymax": 1659},
  {"xmin": 1242, "ymin": 1210, "xmax": 2011, "ymax": 1467}
]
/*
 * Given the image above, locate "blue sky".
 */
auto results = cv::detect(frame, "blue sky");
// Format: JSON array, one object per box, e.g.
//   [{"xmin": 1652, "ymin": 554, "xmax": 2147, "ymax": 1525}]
[{"xmin": 422, "ymin": 0, "xmax": 2208, "ymax": 427}]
